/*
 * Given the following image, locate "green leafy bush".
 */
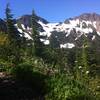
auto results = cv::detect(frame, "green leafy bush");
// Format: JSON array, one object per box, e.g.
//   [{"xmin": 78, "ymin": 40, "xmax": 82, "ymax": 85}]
[
  {"xmin": 45, "ymin": 74, "xmax": 95, "ymax": 100},
  {"xmin": 0, "ymin": 60, "xmax": 12, "ymax": 72},
  {"xmin": 11, "ymin": 63, "xmax": 34, "ymax": 81}
]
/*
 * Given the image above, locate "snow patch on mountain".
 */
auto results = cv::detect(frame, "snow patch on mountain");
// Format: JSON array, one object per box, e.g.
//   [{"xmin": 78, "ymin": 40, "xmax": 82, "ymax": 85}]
[
  {"xmin": 40, "ymin": 38, "xmax": 50, "ymax": 45},
  {"xmin": 44, "ymin": 40, "xmax": 50, "ymax": 45},
  {"xmin": 21, "ymin": 24, "xmax": 26, "ymax": 30},
  {"xmin": 23, "ymin": 32, "xmax": 32, "ymax": 39},
  {"xmin": 18, "ymin": 28, "xmax": 23, "ymax": 33},
  {"xmin": 60, "ymin": 43, "xmax": 75, "ymax": 48},
  {"xmin": 15, "ymin": 13, "xmax": 100, "ymax": 48},
  {"xmin": 82, "ymin": 28, "xmax": 93, "ymax": 34},
  {"xmin": 37, "ymin": 19, "xmax": 97, "ymax": 41},
  {"xmin": 15, "ymin": 24, "xmax": 32, "ymax": 39},
  {"xmin": 38, "ymin": 20, "xmax": 58, "ymax": 37},
  {"xmin": 92, "ymin": 35, "xmax": 95, "ymax": 40},
  {"xmin": 97, "ymin": 32, "xmax": 100, "ymax": 36}
]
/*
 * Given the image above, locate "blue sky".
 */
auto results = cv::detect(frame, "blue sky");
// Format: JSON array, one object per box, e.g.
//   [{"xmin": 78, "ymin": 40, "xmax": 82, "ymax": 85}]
[{"xmin": 0, "ymin": 0, "xmax": 100, "ymax": 22}]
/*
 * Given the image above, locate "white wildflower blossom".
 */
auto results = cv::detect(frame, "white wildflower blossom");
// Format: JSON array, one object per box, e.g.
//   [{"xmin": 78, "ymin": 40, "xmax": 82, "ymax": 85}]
[
  {"xmin": 97, "ymin": 86, "xmax": 100, "ymax": 88},
  {"xmin": 34, "ymin": 60, "xmax": 38, "ymax": 64},
  {"xmin": 54, "ymin": 69, "xmax": 59, "ymax": 73},
  {"xmin": 75, "ymin": 60, "xmax": 78, "ymax": 63},
  {"xmin": 79, "ymin": 66, "xmax": 82, "ymax": 69},
  {"xmin": 86, "ymin": 71, "xmax": 89, "ymax": 74}
]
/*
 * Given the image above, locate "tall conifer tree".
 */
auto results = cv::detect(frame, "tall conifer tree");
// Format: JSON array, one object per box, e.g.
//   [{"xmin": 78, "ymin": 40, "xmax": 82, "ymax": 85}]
[
  {"xmin": 81, "ymin": 38, "xmax": 89, "ymax": 82},
  {"xmin": 31, "ymin": 10, "xmax": 44, "ymax": 57},
  {"xmin": 5, "ymin": 3, "xmax": 20, "ymax": 64},
  {"xmin": 6, "ymin": 3, "xmax": 20, "ymax": 43}
]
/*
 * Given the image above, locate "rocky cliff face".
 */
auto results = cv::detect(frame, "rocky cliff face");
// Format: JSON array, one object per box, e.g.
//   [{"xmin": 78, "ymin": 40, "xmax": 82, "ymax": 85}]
[{"xmin": 74, "ymin": 13, "xmax": 100, "ymax": 33}]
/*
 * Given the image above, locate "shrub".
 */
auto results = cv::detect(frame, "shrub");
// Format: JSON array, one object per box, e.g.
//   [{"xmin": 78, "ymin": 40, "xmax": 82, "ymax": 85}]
[
  {"xmin": 45, "ymin": 74, "xmax": 95, "ymax": 100},
  {"xmin": 11, "ymin": 63, "xmax": 33, "ymax": 81},
  {"xmin": 0, "ymin": 60, "xmax": 12, "ymax": 72}
]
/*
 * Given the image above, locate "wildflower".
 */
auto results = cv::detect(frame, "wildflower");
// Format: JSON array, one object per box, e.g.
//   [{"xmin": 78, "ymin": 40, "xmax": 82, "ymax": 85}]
[
  {"xmin": 79, "ymin": 66, "xmax": 82, "ymax": 69},
  {"xmin": 75, "ymin": 60, "xmax": 78, "ymax": 63},
  {"xmin": 86, "ymin": 71, "xmax": 89, "ymax": 74},
  {"xmin": 97, "ymin": 86, "xmax": 100, "ymax": 88},
  {"xmin": 34, "ymin": 60, "xmax": 38, "ymax": 64}
]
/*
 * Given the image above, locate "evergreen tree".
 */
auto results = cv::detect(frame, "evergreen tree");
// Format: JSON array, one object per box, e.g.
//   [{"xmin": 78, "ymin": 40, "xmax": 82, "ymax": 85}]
[
  {"xmin": 82, "ymin": 38, "xmax": 88, "ymax": 67},
  {"xmin": 81, "ymin": 38, "xmax": 89, "ymax": 82},
  {"xmin": 74, "ymin": 37, "xmax": 89, "ymax": 82},
  {"xmin": 75, "ymin": 38, "xmax": 89, "ymax": 83},
  {"xmin": 31, "ymin": 10, "xmax": 44, "ymax": 57},
  {"xmin": 5, "ymin": 3, "xmax": 21, "ymax": 64},
  {"xmin": 6, "ymin": 3, "xmax": 20, "ymax": 43},
  {"xmin": 75, "ymin": 47, "xmax": 80, "ymax": 80}
]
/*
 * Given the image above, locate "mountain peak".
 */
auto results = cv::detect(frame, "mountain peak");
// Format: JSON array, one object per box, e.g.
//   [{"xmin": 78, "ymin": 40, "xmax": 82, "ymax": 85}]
[
  {"xmin": 74, "ymin": 13, "xmax": 100, "ymax": 21},
  {"xmin": 17, "ymin": 14, "xmax": 48, "ymax": 28}
]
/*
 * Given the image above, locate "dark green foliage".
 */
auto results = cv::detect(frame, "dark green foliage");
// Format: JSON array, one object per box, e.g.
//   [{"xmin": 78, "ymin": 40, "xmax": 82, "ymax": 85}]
[
  {"xmin": 50, "ymin": 31, "xmax": 60, "ymax": 48},
  {"xmin": 67, "ymin": 48, "xmax": 76, "ymax": 67},
  {"xmin": 45, "ymin": 74, "xmax": 95, "ymax": 100},
  {"xmin": 5, "ymin": 3, "xmax": 21, "ymax": 64},
  {"xmin": 0, "ymin": 60, "xmax": 11, "ymax": 72},
  {"xmin": 31, "ymin": 10, "xmax": 44, "ymax": 57},
  {"xmin": 6, "ymin": 3, "xmax": 20, "ymax": 42},
  {"xmin": 74, "ymin": 37, "xmax": 89, "ymax": 82},
  {"xmin": 12, "ymin": 63, "xmax": 33, "ymax": 81},
  {"xmin": 42, "ymin": 47, "xmax": 69, "ymax": 74}
]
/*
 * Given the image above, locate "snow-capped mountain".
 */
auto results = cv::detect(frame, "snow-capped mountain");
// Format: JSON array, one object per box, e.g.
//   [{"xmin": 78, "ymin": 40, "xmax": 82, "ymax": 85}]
[{"xmin": 0, "ymin": 13, "xmax": 100, "ymax": 49}]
